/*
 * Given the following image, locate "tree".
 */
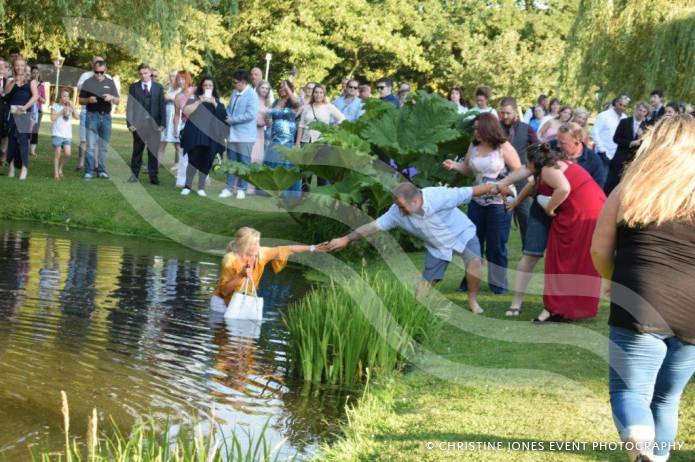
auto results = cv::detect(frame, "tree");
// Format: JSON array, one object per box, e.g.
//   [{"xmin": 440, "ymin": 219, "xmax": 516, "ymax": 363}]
[{"xmin": 560, "ymin": 0, "xmax": 695, "ymax": 105}]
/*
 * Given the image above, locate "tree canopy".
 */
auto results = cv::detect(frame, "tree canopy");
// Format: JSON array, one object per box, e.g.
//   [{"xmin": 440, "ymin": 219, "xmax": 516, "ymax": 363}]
[{"xmin": 1, "ymin": 0, "xmax": 693, "ymax": 105}]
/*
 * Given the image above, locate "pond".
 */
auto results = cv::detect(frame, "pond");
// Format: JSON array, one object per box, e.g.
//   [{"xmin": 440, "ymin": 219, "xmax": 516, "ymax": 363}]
[{"xmin": 0, "ymin": 221, "xmax": 350, "ymax": 460}]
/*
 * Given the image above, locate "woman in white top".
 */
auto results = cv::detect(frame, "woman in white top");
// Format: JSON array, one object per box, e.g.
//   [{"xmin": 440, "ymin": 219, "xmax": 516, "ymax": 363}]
[
  {"xmin": 296, "ymin": 84, "xmax": 345, "ymax": 146},
  {"xmin": 50, "ymin": 89, "xmax": 79, "ymax": 180},
  {"xmin": 159, "ymin": 70, "xmax": 182, "ymax": 170},
  {"xmin": 448, "ymin": 87, "xmax": 469, "ymax": 114},
  {"xmin": 471, "ymin": 85, "xmax": 498, "ymax": 118},
  {"xmin": 442, "ymin": 112, "xmax": 522, "ymax": 299}
]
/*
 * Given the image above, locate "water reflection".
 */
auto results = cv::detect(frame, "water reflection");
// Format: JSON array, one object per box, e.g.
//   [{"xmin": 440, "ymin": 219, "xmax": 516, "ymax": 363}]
[{"xmin": 0, "ymin": 222, "xmax": 349, "ymax": 460}]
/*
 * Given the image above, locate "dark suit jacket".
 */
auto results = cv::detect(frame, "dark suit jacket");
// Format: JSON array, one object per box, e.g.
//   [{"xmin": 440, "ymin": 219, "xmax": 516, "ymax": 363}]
[
  {"xmin": 126, "ymin": 80, "xmax": 165, "ymax": 130},
  {"xmin": 646, "ymin": 106, "xmax": 665, "ymax": 126},
  {"xmin": 605, "ymin": 117, "xmax": 645, "ymax": 193},
  {"xmin": 612, "ymin": 117, "xmax": 644, "ymax": 167}
]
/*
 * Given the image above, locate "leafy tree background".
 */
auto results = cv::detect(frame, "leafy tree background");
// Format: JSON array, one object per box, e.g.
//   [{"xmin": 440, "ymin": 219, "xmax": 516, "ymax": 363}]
[{"xmin": 1, "ymin": 0, "xmax": 692, "ymax": 105}]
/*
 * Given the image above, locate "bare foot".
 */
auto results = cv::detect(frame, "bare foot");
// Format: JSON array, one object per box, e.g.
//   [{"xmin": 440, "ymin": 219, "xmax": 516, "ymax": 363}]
[
  {"xmin": 533, "ymin": 309, "xmax": 551, "ymax": 322},
  {"xmin": 469, "ymin": 299, "xmax": 484, "ymax": 315},
  {"xmin": 8, "ymin": 165, "xmax": 15, "ymax": 177},
  {"xmin": 19, "ymin": 167, "xmax": 28, "ymax": 180}
]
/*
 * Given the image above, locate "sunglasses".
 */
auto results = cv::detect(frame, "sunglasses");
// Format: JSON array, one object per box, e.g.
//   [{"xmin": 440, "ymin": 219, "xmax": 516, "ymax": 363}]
[
  {"xmin": 376, "ymin": 85, "xmax": 386, "ymax": 90},
  {"xmin": 348, "ymin": 85, "xmax": 358, "ymax": 90}
]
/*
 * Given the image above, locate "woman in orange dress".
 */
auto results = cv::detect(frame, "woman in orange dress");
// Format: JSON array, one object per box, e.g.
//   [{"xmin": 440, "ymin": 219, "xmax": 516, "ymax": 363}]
[{"xmin": 211, "ymin": 227, "xmax": 325, "ymax": 311}]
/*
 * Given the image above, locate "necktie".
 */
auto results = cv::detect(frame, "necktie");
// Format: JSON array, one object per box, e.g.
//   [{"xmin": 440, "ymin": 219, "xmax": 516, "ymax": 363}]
[{"xmin": 143, "ymin": 84, "xmax": 149, "ymax": 95}]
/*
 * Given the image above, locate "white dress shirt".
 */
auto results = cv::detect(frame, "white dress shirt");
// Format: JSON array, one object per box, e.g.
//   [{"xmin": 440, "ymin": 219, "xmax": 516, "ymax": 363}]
[{"xmin": 591, "ymin": 107, "xmax": 626, "ymax": 159}]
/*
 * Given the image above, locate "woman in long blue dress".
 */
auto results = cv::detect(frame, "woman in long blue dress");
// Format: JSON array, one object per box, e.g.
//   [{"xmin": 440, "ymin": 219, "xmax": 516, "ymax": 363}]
[{"xmin": 265, "ymin": 79, "xmax": 300, "ymax": 197}]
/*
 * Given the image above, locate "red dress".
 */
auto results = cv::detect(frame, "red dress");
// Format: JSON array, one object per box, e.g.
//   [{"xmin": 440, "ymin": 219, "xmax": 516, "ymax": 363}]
[{"xmin": 540, "ymin": 162, "xmax": 606, "ymax": 320}]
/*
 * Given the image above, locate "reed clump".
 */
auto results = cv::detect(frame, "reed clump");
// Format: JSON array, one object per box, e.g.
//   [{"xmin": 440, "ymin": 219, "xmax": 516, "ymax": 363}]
[
  {"xmin": 31, "ymin": 391, "xmax": 293, "ymax": 461},
  {"xmin": 285, "ymin": 270, "xmax": 441, "ymax": 386}
]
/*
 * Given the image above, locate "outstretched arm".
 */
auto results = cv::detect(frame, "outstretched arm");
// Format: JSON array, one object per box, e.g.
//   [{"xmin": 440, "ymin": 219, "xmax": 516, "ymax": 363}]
[
  {"xmin": 325, "ymin": 221, "xmax": 380, "ymax": 252},
  {"xmin": 497, "ymin": 166, "xmax": 532, "ymax": 187}
]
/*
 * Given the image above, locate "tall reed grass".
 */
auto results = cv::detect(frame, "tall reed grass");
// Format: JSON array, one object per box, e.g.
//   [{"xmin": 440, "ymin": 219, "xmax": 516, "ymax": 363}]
[
  {"xmin": 284, "ymin": 270, "xmax": 440, "ymax": 386},
  {"xmin": 30, "ymin": 392, "xmax": 294, "ymax": 462}
]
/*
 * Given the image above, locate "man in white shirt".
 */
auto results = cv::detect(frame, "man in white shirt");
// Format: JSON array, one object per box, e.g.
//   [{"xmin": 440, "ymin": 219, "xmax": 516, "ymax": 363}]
[
  {"xmin": 324, "ymin": 181, "xmax": 511, "ymax": 314},
  {"xmin": 591, "ymin": 95, "xmax": 629, "ymax": 167}
]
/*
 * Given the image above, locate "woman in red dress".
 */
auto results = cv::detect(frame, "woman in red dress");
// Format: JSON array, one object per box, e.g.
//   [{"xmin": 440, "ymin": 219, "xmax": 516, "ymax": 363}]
[{"xmin": 529, "ymin": 143, "xmax": 606, "ymax": 322}]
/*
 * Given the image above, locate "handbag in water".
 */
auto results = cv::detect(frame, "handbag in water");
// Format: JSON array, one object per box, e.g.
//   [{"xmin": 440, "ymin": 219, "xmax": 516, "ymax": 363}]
[{"xmin": 225, "ymin": 277, "xmax": 264, "ymax": 320}]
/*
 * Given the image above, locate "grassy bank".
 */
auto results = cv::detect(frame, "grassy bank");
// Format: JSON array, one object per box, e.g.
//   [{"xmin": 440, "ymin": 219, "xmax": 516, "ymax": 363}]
[
  {"xmin": 318, "ymin": 235, "xmax": 695, "ymax": 461},
  {"xmin": 0, "ymin": 121, "xmax": 302, "ymax": 245}
]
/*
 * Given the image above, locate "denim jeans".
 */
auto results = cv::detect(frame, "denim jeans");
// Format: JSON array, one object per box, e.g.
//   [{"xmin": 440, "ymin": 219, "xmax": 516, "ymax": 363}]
[
  {"xmin": 609, "ymin": 326, "xmax": 695, "ymax": 459},
  {"xmin": 85, "ymin": 112, "xmax": 112, "ymax": 175},
  {"xmin": 226, "ymin": 141, "xmax": 253, "ymax": 191},
  {"xmin": 460, "ymin": 202, "xmax": 512, "ymax": 293}
]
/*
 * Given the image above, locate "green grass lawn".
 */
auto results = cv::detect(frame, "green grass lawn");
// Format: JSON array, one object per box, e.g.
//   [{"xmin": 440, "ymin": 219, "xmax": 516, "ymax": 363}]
[
  {"xmin": 319, "ymin": 233, "xmax": 695, "ymax": 461},
  {"xmin": 0, "ymin": 118, "xmax": 303, "ymax": 249},
  {"xmin": 4, "ymin": 120, "xmax": 694, "ymax": 461}
]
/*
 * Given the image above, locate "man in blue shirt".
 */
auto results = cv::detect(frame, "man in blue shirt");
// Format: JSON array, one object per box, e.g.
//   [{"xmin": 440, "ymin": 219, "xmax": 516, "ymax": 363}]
[
  {"xmin": 376, "ymin": 78, "xmax": 400, "ymax": 108},
  {"xmin": 325, "ymin": 181, "xmax": 507, "ymax": 314},
  {"xmin": 333, "ymin": 78, "xmax": 363, "ymax": 121},
  {"xmin": 220, "ymin": 69, "xmax": 259, "ymax": 200}
]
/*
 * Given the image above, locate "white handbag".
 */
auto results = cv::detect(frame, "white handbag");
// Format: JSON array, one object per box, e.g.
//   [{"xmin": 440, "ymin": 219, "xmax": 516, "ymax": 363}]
[{"xmin": 224, "ymin": 277, "xmax": 264, "ymax": 320}]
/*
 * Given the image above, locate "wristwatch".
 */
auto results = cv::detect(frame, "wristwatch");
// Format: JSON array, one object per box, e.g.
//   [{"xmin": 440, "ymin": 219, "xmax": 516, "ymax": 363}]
[{"xmin": 309, "ymin": 245, "xmax": 316, "ymax": 252}]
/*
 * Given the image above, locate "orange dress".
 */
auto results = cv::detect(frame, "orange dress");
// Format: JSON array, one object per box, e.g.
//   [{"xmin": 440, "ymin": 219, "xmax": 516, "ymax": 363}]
[{"xmin": 214, "ymin": 246, "xmax": 293, "ymax": 304}]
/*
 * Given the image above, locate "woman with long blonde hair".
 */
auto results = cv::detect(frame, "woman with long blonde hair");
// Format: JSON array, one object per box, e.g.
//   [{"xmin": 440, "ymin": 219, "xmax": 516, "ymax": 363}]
[
  {"xmin": 591, "ymin": 114, "xmax": 695, "ymax": 462},
  {"xmin": 211, "ymin": 227, "xmax": 326, "ymax": 311}
]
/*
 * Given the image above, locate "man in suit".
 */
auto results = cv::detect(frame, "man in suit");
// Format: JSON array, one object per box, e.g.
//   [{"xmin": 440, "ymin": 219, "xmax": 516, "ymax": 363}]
[
  {"xmin": 126, "ymin": 63, "xmax": 165, "ymax": 184},
  {"xmin": 604, "ymin": 101, "xmax": 650, "ymax": 194},
  {"xmin": 219, "ymin": 69, "xmax": 259, "ymax": 200},
  {"xmin": 497, "ymin": 96, "xmax": 538, "ymax": 248},
  {"xmin": 647, "ymin": 89, "xmax": 665, "ymax": 125}
]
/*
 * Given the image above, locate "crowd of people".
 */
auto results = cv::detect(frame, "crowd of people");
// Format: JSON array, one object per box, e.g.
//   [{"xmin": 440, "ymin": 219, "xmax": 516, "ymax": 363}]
[{"xmin": 1, "ymin": 50, "xmax": 695, "ymax": 462}]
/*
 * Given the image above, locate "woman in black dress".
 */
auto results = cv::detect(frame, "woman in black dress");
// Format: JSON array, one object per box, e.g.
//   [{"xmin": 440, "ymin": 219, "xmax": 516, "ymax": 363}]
[
  {"xmin": 4, "ymin": 58, "xmax": 38, "ymax": 180},
  {"xmin": 180, "ymin": 76, "xmax": 228, "ymax": 197}
]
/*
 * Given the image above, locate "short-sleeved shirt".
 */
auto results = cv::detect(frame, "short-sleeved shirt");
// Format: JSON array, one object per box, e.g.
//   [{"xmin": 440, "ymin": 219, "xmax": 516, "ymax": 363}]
[
  {"xmin": 375, "ymin": 186, "xmax": 476, "ymax": 262},
  {"xmin": 79, "ymin": 76, "xmax": 119, "ymax": 113}
]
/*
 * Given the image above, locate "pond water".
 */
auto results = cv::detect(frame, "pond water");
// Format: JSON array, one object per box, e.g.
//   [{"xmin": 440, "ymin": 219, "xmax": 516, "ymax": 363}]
[{"xmin": 0, "ymin": 221, "xmax": 349, "ymax": 460}]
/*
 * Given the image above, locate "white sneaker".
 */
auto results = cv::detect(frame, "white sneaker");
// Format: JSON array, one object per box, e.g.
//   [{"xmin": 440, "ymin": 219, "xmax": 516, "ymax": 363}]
[
  {"xmin": 180, "ymin": 188, "xmax": 191, "ymax": 196},
  {"xmin": 197, "ymin": 189, "xmax": 207, "ymax": 197},
  {"xmin": 236, "ymin": 190, "xmax": 246, "ymax": 200},
  {"xmin": 218, "ymin": 188, "xmax": 233, "ymax": 198}
]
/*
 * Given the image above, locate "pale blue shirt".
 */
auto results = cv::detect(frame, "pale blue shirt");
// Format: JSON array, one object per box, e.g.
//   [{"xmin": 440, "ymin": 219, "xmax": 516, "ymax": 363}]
[
  {"xmin": 375, "ymin": 186, "xmax": 476, "ymax": 262},
  {"xmin": 333, "ymin": 96, "xmax": 363, "ymax": 121}
]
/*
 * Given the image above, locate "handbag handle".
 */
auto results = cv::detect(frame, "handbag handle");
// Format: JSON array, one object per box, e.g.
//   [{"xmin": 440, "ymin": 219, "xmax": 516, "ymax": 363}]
[{"xmin": 238, "ymin": 272, "xmax": 258, "ymax": 296}]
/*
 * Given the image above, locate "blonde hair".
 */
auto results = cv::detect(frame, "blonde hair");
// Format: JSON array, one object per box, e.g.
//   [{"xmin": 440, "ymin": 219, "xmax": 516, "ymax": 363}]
[
  {"xmin": 620, "ymin": 114, "xmax": 695, "ymax": 226},
  {"xmin": 256, "ymin": 79, "xmax": 271, "ymax": 107},
  {"xmin": 226, "ymin": 227, "xmax": 261, "ymax": 254}
]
